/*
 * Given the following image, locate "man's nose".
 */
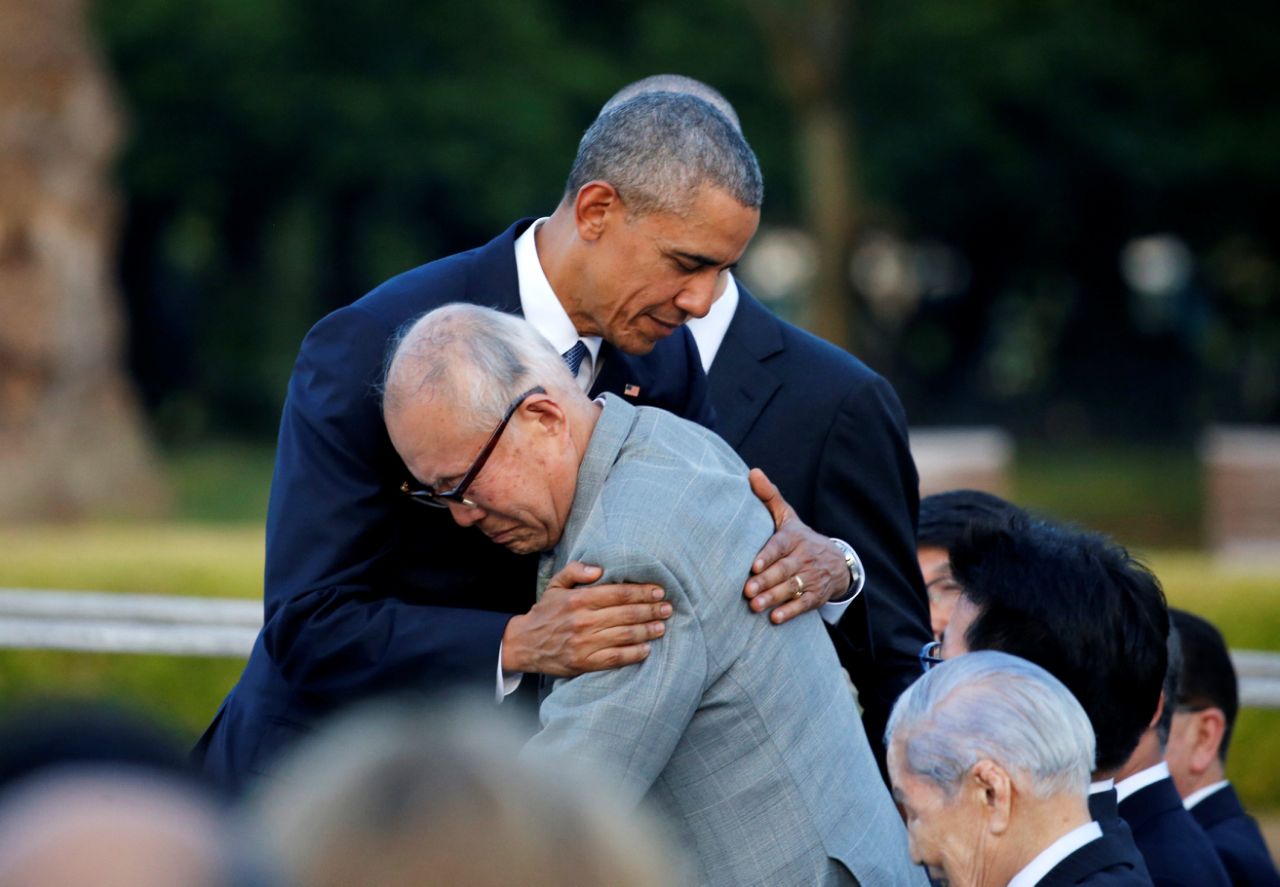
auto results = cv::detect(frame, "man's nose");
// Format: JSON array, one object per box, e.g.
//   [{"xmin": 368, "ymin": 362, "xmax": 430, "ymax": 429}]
[
  {"xmin": 674, "ymin": 271, "xmax": 721, "ymax": 319},
  {"xmin": 446, "ymin": 499, "xmax": 485, "ymax": 527}
]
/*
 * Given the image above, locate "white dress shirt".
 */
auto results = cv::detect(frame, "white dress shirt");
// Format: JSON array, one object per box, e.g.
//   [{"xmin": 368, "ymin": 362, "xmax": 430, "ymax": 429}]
[
  {"xmin": 1183, "ymin": 779, "xmax": 1230, "ymax": 810},
  {"xmin": 1007, "ymin": 821, "xmax": 1104, "ymax": 887},
  {"xmin": 1116, "ymin": 760, "xmax": 1171, "ymax": 803},
  {"xmin": 686, "ymin": 274, "xmax": 740, "ymax": 372},
  {"xmin": 514, "ymin": 218, "xmax": 601, "ymax": 391}
]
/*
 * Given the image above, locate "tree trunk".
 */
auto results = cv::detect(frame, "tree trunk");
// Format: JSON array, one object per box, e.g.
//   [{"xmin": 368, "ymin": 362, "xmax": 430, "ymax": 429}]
[
  {"xmin": 744, "ymin": 0, "xmax": 878, "ymax": 361},
  {"xmin": 0, "ymin": 0, "xmax": 168, "ymax": 519}
]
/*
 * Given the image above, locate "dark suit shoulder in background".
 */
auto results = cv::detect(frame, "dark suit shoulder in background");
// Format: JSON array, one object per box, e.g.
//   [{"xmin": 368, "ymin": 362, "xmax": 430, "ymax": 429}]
[
  {"xmin": 1119, "ymin": 777, "xmax": 1231, "ymax": 887},
  {"xmin": 707, "ymin": 287, "xmax": 931, "ymax": 763},
  {"xmin": 1190, "ymin": 785, "xmax": 1280, "ymax": 887}
]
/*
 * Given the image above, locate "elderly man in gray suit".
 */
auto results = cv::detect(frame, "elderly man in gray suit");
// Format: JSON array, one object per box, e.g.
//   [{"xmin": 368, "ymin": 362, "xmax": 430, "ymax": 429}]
[{"xmin": 382, "ymin": 304, "xmax": 921, "ymax": 887}]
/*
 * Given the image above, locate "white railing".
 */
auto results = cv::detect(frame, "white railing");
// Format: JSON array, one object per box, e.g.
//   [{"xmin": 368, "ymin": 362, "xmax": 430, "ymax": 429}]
[{"xmin": 1, "ymin": 588, "xmax": 1278, "ymax": 708}]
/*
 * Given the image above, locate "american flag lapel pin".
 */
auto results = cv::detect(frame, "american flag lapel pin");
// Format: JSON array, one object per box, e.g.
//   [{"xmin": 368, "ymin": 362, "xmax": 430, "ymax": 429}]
[{"xmin": 623, "ymin": 383, "xmax": 641, "ymax": 397}]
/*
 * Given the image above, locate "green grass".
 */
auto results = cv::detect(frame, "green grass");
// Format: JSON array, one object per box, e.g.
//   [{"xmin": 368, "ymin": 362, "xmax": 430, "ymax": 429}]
[{"xmin": 1015, "ymin": 444, "xmax": 1203, "ymax": 548}]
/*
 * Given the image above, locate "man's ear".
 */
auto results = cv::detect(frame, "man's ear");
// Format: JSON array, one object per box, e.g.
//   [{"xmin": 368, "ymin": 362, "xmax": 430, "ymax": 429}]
[
  {"xmin": 523, "ymin": 393, "xmax": 568, "ymax": 436},
  {"xmin": 1190, "ymin": 708, "xmax": 1227, "ymax": 775},
  {"xmin": 573, "ymin": 181, "xmax": 621, "ymax": 242},
  {"xmin": 970, "ymin": 760, "xmax": 1014, "ymax": 836}
]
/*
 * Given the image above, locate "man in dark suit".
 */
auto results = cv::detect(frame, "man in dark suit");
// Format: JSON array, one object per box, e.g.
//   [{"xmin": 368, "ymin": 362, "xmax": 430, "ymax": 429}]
[
  {"xmin": 1166, "ymin": 609, "xmax": 1280, "ymax": 886},
  {"xmin": 887, "ymin": 651, "xmax": 1150, "ymax": 886},
  {"xmin": 1112, "ymin": 629, "xmax": 1230, "ymax": 886},
  {"xmin": 197, "ymin": 92, "xmax": 860, "ymax": 792},
  {"xmin": 942, "ymin": 515, "xmax": 1166, "ymax": 882},
  {"xmin": 603, "ymin": 75, "xmax": 934, "ymax": 761}
]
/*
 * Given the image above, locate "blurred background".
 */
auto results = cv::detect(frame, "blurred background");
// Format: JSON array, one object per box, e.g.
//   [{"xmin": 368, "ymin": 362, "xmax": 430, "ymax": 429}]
[{"xmin": 1, "ymin": 0, "xmax": 1277, "ymax": 825}]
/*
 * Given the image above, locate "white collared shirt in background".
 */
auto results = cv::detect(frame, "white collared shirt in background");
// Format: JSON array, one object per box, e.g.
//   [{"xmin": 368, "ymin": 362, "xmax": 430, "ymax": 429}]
[
  {"xmin": 1116, "ymin": 760, "xmax": 1171, "ymax": 803},
  {"xmin": 686, "ymin": 273, "xmax": 740, "ymax": 371},
  {"xmin": 1183, "ymin": 780, "xmax": 1230, "ymax": 810},
  {"xmin": 1008, "ymin": 821, "xmax": 1103, "ymax": 887}
]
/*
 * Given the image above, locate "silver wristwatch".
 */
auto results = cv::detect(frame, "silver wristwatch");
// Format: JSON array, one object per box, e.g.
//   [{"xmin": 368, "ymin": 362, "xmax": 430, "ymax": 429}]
[{"xmin": 829, "ymin": 538, "xmax": 865, "ymax": 601}]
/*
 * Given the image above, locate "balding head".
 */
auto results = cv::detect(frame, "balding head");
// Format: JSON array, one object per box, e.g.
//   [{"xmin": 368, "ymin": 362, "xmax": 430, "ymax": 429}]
[
  {"xmin": 0, "ymin": 770, "xmax": 234, "ymax": 887},
  {"xmin": 383, "ymin": 304, "xmax": 598, "ymax": 555}
]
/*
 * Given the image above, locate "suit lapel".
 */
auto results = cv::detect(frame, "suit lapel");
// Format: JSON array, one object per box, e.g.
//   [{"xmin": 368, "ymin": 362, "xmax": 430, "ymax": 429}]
[
  {"xmin": 707, "ymin": 288, "xmax": 784, "ymax": 449},
  {"xmin": 464, "ymin": 219, "xmax": 534, "ymax": 315}
]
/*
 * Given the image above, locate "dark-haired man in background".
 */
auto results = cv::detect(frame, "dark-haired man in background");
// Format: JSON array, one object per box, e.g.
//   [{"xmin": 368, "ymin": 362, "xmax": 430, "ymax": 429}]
[
  {"xmin": 915, "ymin": 489, "xmax": 1026, "ymax": 640},
  {"xmin": 1111, "ymin": 629, "xmax": 1230, "ymax": 886},
  {"xmin": 941, "ymin": 516, "xmax": 1166, "ymax": 880},
  {"xmin": 1166, "ymin": 609, "xmax": 1280, "ymax": 886}
]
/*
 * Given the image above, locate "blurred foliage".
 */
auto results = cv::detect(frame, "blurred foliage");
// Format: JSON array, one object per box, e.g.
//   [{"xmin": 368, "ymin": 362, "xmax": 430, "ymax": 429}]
[{"xmin": 93, "ymin": 0, "xmax": 1280, "ymax": 444}]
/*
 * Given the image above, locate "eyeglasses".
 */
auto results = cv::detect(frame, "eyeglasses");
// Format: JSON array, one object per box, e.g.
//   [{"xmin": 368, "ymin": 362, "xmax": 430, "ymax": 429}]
[
  {"xmin": 400, "ymin": 386, "xmax": 546, "ymax": 509},
  {"xmin": 919, "ymin": 640, "xmax": 944, "ymax": 673}
]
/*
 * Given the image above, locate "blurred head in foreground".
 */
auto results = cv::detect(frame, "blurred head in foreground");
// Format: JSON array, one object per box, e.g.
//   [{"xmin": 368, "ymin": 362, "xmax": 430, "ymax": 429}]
[
  {"xmin": 942, "ymin": 516, "xmax": 1168, "ymax": 776},
  {"xmin": 915, "ymin": 489, "xmax": 1027, "ymax": 639},
  {"xmin": 886, "ymin": 651, "xmax": 1096, "ymax": 887},
  {"xmin": 249, "ymin": 700, "xmax": 684, "ymax": 887},
  {"xmin": 0, "ymin": 768, "xmax": 235, "ymax": 887}
]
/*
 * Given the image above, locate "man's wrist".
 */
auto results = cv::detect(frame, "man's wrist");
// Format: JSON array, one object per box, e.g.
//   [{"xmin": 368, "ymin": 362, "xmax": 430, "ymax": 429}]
[
  {"xmin": 500, "ymin": 614, "xmax": 527, "ymax": 673},
  {"xmin": 828, "ymin": 538, "xmax": 865, "ymax": 602}
]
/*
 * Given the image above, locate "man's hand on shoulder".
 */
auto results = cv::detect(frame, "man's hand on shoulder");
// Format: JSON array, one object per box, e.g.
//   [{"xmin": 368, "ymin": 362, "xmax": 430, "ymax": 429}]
[
  {"xmin": 501, "ymin": 562, "xmax": 673, "ymax": 677},
  {"xmin": 744, "ymin": 468, "xmax": 852, "ymax": 624}
]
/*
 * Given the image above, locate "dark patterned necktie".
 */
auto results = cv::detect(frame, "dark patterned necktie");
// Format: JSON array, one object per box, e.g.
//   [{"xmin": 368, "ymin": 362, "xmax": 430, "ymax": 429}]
[{"xmin": 562, "ymin": 340, "xmax": 589, "ymax": 377}]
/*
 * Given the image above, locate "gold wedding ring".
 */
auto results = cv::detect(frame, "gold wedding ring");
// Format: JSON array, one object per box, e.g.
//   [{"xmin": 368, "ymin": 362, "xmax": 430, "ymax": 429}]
[{"xmin": 792, "ymin": 574, "xmax": 805, "ymax": 599}]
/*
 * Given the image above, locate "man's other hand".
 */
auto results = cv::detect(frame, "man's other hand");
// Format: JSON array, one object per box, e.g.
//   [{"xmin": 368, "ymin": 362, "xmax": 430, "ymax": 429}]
[
  {"xmin": 744, "ymin": 468, "xmax": 849, "ymax": 624},
  {"xmin": 501, "ymin": 562, "xmax": 672, "ymax": 677}
]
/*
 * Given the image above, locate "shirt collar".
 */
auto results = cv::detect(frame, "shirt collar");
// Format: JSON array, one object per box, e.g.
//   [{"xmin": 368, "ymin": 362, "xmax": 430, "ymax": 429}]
[
  {"xmin": 1183, "ymin": 780, "xmax": 1230, "ymax": 810},
  {"xmin": 685, "ymin": 273, "xmax": 740, "ymax": 372},
  {"xmin": 1007, "ymin": 821, "xmax": 1103, "ymax": 887},
  {"xmin": 1089, "ymin": 778, "xmax": 1115, "ymax": 795},
  {"xmin": 1115, "ymin": 761, "xmax": 1170, "ymax": 803},
  {"xmin": 514, "ymin": 218, "xmax": 602, "ymax": 375}
]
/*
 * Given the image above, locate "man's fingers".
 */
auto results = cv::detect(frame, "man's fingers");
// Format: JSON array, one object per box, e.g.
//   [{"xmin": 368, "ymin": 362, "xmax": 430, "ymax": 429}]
[
  {"xmin": 588, "ymin": 621, "xmax": 668, "ymax": 648},
  {"xmin": 746, "ymin": 560, "xmax": 795, "ymax": 605},
  {"xmin": 767, "ymin": 597, "xmax": 812, "ymax": 625},
  {"xmin": 548, "ymin": 560, "xmax": 604, "ymax": 589},
  {"xmin": 582, "ymin": 642, "xmax": 654, "ymax": 672},
  {"xmin": 748, "ymin": 467, "xmax": 793, "ymax": 529},
  {"xmin": 573, "ymin": 581, "xmax": 666, "ymax": 609}
]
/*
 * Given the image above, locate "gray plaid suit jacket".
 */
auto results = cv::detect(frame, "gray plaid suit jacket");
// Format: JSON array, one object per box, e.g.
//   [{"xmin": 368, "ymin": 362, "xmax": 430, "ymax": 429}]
[{"xmin": 523, "ymin": 395, "xmax": 924, "ymax": 887}]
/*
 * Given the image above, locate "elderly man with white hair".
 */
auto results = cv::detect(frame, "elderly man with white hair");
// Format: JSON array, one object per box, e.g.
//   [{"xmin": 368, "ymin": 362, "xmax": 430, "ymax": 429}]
[
  {"xmin": 886, "ymin": 651, "xmax": 1152, "ymax": 887},
  {"xmin": 380, "ymin": 303, "xmax": 922, "ymax": 887}
]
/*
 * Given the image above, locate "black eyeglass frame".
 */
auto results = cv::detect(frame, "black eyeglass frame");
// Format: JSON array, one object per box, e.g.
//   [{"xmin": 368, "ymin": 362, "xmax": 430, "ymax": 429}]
[
  {"xmin": 400, "ymin": 386, "xmax": 546, "ymax": 509},
  {"xmin": 919, "ymin": 640, "xmax": 944, "ymax": 673}
]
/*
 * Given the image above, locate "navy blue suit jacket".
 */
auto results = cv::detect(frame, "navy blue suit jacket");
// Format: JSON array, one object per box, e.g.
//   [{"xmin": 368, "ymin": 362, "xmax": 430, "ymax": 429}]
[
  {"xmin": 196, "ymin": 221, "xmax": 713, "ymax": 791},
  {"xmin": 1119, "ymin": 776, "xmax": 1231, "ymax": 887},
  {"xmin": 1039, "ymin": 827, "xmax": 1156, "ymax": 886},
  {"xmin": 707, "ymin": 288, "xmax": 931, "ymax": 761},
  {"xmin": 1190, "ymin": 784, "xmax": 1280, "ymax": 887},
  {"xmin": 1090, "ymin": 787, "xmax": 1155, "ymax": 884}
]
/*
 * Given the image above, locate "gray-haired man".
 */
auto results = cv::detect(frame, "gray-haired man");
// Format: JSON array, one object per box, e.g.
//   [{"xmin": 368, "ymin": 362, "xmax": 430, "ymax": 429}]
[
  {"xmin": 887, "ymin": 651, "xmax": 1151, "ymax": 886},
  {"xmin": 197, "ymin": 91, "xmax": 862, "ymax": 790},
  {"xmin": 383, "ymin": 304, "xmax": 922, "ymax": 887}
]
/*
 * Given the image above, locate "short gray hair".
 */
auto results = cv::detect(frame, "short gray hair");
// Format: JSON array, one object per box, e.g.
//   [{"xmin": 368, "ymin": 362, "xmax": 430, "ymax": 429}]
[
  {"xmin": 382, "ymin": 304, "xmax": 578, "ymax": 432},
  {"xmin": 886, "ymin": 650, "xmax": 1096, "ymax": 800},
  {"xmin": 600, "ymin": 75, "xmax": 742, "ymax": 133},
  {"xmin": 566, "ymin": 92, "xmax": 762, "ymax": 216}
]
